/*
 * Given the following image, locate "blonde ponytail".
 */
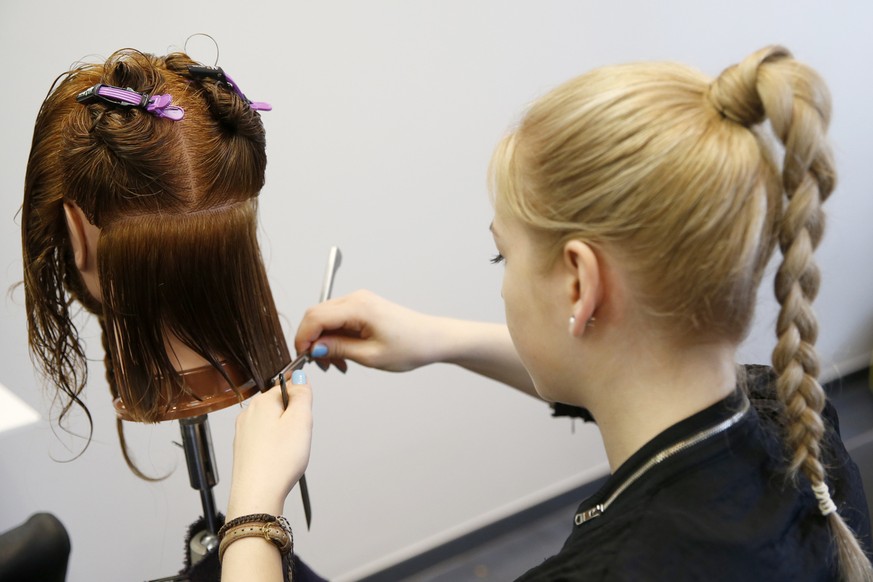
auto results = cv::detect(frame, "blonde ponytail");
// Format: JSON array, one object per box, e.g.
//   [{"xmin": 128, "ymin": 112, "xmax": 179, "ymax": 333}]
[{"xmin": 707, "ymin": 45, "xmax": 871, "ymax": 581}]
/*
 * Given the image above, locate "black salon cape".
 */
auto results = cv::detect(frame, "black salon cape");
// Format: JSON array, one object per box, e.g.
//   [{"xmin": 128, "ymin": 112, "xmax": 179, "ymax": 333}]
[{"xmin": 519, "ymin": 365, "xmax": 872, "ymax": 581}]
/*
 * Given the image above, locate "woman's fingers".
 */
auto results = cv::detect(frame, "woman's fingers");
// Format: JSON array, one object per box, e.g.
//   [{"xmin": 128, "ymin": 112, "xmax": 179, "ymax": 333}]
[
  {"xmin": 294, "ymin": 292, "xmax": 372, "ymax": 355},
  {"xmin": 227, "ymin": 371, "xmax": 313, "ymax": 519},
  {"xmin": 295, "ymin": 289, "xmax": 435, "ymax": 373}
]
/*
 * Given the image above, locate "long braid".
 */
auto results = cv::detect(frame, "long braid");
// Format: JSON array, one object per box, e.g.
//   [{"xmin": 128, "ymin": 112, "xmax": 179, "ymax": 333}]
[
  {"xmin": 712, "ymin": 45, "xmax": 872, "ymax": 581},
  {"xmin": 764, "ymin": 55, "xmax": 872, "ymax": 582}
]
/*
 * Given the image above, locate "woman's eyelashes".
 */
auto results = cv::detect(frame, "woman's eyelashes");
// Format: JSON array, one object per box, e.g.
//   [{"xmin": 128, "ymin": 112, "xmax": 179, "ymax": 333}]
[{"xmin": 490, "ymin": 253, "xmax": 505, "ymax": 265}]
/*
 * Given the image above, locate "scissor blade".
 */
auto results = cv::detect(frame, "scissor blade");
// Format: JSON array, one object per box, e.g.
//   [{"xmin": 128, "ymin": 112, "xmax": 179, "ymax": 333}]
[
  {"xmin": 300, "ymin": 474, "xmax": 312, "ymax": 529},
  {"xmin": 275, "ymin": 352, "xmax": 310, "ymax": 385}
]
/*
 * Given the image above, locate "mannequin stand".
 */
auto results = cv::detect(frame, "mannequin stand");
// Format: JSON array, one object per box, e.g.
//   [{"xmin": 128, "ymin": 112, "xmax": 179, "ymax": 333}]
[
  {"xmin": 179, "ymin": 415, "xmax": 221, "ymax": 559},
  {"xmin": 145, "ymin": 414, "xmax": 221, "ymax": 582}
]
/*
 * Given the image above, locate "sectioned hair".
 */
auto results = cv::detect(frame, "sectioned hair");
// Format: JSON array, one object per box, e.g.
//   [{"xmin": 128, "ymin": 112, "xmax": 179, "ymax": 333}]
[{"xmin": 22, "ymin": 49, "xmax": 289, "ymax": 473}]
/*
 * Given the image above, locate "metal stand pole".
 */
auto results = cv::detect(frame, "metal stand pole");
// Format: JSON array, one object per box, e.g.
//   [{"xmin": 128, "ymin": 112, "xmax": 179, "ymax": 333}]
[{"xmin": 179, "ymin": 415, "xmax": 220, "ymax": 560}]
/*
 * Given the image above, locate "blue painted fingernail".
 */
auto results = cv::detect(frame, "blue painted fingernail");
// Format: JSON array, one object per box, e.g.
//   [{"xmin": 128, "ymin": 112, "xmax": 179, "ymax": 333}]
[
  {"xmin": 292, "ymin": 370, "xmax": 307, "ymax": 385},
  {"xmin": 310, "ymin": 343, "xmax": 329, "ymax": 358}
]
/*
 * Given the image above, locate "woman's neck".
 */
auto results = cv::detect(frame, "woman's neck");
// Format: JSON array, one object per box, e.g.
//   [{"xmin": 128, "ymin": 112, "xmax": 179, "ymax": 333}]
[{"xmin": 580, "ymin": 338, "xmax": 737, "ymax": 472}]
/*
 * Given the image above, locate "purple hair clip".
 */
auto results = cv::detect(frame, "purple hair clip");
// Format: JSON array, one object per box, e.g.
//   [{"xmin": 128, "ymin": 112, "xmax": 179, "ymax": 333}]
[
  {"xmin": 187, "ymin": 65, "xmax": 272, "ymax": 111},
  {"xmin": 76, "ymin": 84, "xmax": 185, "ymax": 120}
]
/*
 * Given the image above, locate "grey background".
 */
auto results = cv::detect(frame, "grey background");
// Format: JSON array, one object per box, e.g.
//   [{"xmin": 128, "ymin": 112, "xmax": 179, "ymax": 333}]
[{"xmin": 1, "ymin": 1, "xmax": 871, "ymax": 580}]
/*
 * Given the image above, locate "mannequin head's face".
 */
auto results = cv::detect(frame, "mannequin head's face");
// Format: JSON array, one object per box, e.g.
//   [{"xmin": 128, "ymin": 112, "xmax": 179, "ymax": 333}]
[{"xmin": 23, "ymin": 49, "xmax": 288, "ymax": 425}]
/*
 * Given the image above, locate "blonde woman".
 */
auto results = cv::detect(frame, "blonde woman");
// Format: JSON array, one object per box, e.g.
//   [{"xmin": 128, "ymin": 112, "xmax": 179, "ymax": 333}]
[{"xmin": 226, "ymin": 46, "xmax": 872, "ymax": 580}]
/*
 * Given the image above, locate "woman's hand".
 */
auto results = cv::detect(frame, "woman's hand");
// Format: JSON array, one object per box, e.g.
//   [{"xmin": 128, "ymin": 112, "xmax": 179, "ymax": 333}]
[
  {"xmin": 222, "ymin": 371, "xmax": 312, "ymax": 582},
  {"xmin": 294, "ymin": 289, "xmax": 446, "ymax": 373},
  {"xmin": 226, "ymin": 370, "xmax": 313, "ymax": 519},
  {"xmin": 294, "ymin": 289, "xmax": 538, "ymax": 398}
]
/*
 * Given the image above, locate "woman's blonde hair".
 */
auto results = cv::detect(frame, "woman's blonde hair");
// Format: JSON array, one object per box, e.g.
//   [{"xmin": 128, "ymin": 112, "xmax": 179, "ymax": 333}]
[
  {"xmin": 491, "ymin": 46, "xmax": 871, "ymax": 580},
  {"xmin": 23, "ymin": 49, "xmax": 289, "ymax": 477}
]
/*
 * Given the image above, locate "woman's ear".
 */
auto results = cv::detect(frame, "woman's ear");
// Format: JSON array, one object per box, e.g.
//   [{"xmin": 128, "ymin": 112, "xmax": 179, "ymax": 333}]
[{"xmin": 563, "ymin": 240, "xmax": 602, "ymax": 336}]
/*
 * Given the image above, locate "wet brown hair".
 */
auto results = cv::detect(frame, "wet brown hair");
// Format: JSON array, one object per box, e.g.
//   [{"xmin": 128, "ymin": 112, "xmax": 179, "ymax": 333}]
[
  {"xmin": 22, "ymin": 49, "xmax": 289, "ymax": 474},
  {"xmin": 492, "ymin": 46, "xmax": 871, "ymax": 580}
]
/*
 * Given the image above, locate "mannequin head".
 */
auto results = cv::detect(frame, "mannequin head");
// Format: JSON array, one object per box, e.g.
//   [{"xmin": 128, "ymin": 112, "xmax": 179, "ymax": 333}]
[{"xmin": 22, "ymin": 49, "xmax": 289, "ymax": 431}]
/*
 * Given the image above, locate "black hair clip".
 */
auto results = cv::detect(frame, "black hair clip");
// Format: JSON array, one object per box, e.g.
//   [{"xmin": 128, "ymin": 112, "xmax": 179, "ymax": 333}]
[
  {"xmin": 187, "ymin": 65, "xmax": 271, "ymax": 111},
  {"xmin": 187, "ymin": 64, "xmax": 227, "ymax": 83}
]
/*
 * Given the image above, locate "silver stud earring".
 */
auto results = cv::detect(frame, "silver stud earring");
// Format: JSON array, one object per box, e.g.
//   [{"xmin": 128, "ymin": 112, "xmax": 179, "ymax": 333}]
[
  {"xmin": 569, "ymin": 315, "xmax": 597, "ymax": 335},
  {"xmin": 570, "ymin": 315, "xmax": 596, "ymax": 336}
]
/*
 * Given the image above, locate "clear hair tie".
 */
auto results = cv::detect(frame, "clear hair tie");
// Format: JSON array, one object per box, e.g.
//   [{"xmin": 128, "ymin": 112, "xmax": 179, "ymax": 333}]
[{"xmin": 811, "ymin": 481, "xmax": 837, "ymax": 516}]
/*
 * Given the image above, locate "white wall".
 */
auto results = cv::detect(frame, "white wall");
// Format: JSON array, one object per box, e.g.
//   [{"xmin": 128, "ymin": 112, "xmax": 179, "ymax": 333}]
[{"xmin": 1, "ymin": 1, "xmax": 872, "ymax": 580}]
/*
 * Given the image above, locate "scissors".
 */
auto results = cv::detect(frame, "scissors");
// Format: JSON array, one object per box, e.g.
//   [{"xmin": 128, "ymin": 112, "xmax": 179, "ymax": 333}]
[
  {"xmin": 273, "ymin": 245, "xmax": 342, "ymax": 404},
  {"xmin": 271, "ymin": 246, "xmax": 342, "ymax": 529}
]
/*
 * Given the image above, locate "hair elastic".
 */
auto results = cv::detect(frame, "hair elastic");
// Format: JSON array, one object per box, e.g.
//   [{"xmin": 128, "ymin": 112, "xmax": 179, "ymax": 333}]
[
  {"xmin": 76, "ymin": 84, "xmax": 184, "ymax": 120},
  {"xmin": 187, "ymin": 65, "xmax": 272, "ymax": 111},
  {"xmin": 811, "ymin": 481, "xmax": 837, "ymax": 516}
]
